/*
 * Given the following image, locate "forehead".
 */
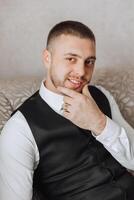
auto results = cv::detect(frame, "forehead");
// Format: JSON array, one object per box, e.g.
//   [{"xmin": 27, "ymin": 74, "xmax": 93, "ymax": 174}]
[{"xmin": 50, "ymin": 34, "xmax": 96, "ymax": 57}]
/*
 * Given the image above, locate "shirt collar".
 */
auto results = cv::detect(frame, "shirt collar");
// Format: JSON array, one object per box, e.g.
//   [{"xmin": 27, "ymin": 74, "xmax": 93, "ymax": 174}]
[{"xmin": 39, "ymin": 81, "xmax": 64, "ymax": 114}]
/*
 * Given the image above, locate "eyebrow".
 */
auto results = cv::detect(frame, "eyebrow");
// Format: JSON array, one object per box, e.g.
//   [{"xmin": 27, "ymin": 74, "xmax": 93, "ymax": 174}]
[{"xmin": 64, "ymin": 53, "xmax": 96, "ymax": 60}]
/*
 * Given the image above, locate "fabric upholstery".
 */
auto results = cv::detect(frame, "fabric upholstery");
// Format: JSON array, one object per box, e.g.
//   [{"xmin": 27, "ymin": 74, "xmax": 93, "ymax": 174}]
[{"xmin": 0, "ymin": 67, "xmax": 134, "ymax": 132}]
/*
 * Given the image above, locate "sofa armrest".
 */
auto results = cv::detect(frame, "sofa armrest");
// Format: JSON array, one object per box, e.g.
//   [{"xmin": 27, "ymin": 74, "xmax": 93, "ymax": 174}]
[
  {"xmin": 92, "ymin": 67, "xmax": 134, "ymax": 128},
  {"xmin": 0, "ymin": 92, "xmax": 13, "ymax": 132}
]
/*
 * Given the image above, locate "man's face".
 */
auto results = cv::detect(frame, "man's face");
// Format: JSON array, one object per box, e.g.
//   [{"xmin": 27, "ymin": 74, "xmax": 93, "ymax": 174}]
[{"xmin": 44, "ymin": 34, "xmax": 96, "ymax": 94}]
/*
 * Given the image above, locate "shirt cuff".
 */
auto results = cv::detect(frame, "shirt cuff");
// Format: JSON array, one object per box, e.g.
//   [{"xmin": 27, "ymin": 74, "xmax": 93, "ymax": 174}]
[{"xmin": 95, "ymin": 116, "xmax": 121, "ymax": 146}]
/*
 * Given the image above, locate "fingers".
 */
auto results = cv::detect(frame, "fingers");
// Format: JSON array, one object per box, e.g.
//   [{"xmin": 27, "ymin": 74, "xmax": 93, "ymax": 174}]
[
  {"xmin": 62, "ymin": 94, "xmax": 73, "ymax": 115},
  {"xmin": 63, "ymin": 96, "xmax": 73, "ymax": 105},
  {"xmin": 63, "ymin": 102, "xmax": 70, "ymax": 111},
  {"xmin": 63, "ymin": 110, "xmax": 70, "ymax": 119},
  {"xmin": 63, "ymin": 103, "xmax": 71, "ymax": 118},
  {"xmin": 57, "ymin": 86, "xmax": 79, "ymax": 98}
]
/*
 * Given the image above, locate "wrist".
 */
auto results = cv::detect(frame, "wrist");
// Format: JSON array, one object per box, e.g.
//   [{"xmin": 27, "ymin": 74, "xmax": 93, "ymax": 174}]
[{"xmin": 92, "ymin": 114, "xmax": 107, "ymax": 136}]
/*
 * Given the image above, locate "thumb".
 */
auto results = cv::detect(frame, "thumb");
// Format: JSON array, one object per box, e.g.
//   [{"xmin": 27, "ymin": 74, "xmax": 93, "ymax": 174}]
[{"xmin": 82, "ymin": 84, "xmax": 91, "ymax": 97}]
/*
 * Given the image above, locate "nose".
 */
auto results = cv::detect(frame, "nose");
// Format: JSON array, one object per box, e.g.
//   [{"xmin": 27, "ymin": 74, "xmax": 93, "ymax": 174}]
[{"xmin": 74, "ymin": 63, "xmax": 85, "ymax": 77}]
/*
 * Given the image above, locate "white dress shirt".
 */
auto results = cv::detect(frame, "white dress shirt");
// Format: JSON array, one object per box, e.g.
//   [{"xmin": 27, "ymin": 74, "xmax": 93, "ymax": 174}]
[{"xmin": 0, "ymin": 82, "xmax": 134, "ymax": 200}]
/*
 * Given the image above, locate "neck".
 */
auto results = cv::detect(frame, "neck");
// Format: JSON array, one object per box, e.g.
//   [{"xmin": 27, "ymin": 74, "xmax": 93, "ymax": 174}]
[{"xmin": 44, "ymin": 78, "xmax": 61, "ymax": 95}]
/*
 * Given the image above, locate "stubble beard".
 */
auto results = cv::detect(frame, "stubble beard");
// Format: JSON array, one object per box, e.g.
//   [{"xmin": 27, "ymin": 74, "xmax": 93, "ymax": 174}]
[{"xmin": 50, "ymin": 71, "xmax": 90, "ymax": 94}]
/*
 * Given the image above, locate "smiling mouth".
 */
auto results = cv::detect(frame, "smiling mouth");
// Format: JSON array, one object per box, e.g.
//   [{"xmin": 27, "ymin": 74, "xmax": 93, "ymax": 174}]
[{"xmin": 67, "ymin": 78, "xmax": 84, "ymax": 88}]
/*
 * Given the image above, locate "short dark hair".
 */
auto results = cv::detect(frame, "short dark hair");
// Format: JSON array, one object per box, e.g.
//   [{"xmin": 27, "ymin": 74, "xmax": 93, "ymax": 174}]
[{"xmin": 46, "ymin": 20, "xmax": 95, "ymax": 49}]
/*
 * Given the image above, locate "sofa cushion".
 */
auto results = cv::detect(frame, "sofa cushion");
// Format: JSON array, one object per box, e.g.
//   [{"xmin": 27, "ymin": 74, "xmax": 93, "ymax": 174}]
[
  {"xmin": 0, "ymin": 77, "xmax": 41, "ymax": 132},
  {"xmin": 0, "ymin": 92, "xmax": 13, "ymax": 131},
  {"xmin": 92, "ymin": 67, "xmax": 134, "ymax": 128}
]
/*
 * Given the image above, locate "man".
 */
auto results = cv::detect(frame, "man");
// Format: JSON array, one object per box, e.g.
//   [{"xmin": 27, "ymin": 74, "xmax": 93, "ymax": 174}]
[{"xmin": 0, "ymin": 20, "xmax": 134, "ymax": 200}]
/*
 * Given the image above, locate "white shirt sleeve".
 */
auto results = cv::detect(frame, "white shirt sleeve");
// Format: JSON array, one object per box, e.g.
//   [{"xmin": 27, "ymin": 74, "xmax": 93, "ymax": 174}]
[
  {"xmin": 0, "ymin": 111, "xmax": 39, "ymax": 200},
  {"xmin": 95, "ymin": 85, "xmax": 134, "ymax": 170}
]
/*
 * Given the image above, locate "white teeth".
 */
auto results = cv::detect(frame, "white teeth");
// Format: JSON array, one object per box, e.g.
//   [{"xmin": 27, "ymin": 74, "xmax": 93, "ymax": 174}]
[{"xmin": 70, "ymin": 79, "xmax": 81, "ymax": 84}]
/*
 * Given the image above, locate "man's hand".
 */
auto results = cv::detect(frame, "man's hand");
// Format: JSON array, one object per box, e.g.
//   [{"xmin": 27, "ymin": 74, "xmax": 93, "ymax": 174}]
[{"xmin": 57, "ymin": 85, "xmax": 106, "ymax": 135}]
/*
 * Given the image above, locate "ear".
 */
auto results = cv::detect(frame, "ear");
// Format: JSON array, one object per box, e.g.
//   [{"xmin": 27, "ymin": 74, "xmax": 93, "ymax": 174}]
[{"xmin": 43, "ymin": 49, "xmax": 51, "ymax": 69}]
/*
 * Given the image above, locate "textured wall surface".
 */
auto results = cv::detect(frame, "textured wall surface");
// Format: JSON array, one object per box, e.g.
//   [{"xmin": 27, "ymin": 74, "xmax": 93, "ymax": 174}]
[{"xmin": 0, "ymin": 0, "xmax": 134, "ymax": 78}]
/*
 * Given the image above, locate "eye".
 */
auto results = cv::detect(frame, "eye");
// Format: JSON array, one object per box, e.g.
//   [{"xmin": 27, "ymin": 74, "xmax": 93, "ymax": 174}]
[
  {"xmin": 85, "ymin": 59, "xmax": 95, "ymax": 66},
  {"xmin": 66, "ymin": 57, "xmax": 76, "ymax": 63}
]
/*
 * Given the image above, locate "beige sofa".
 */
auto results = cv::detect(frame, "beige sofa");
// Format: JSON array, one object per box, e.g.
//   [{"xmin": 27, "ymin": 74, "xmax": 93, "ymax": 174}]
[{"xmin": 0, "ymin": 66, "xmax": 134, "ymax": 133}]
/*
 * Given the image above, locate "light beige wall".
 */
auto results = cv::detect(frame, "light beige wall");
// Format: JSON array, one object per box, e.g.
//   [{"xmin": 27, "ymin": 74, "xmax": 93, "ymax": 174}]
[{"xmin": 0, "ymin": 0, "xmax": 134, "ymax": 78}]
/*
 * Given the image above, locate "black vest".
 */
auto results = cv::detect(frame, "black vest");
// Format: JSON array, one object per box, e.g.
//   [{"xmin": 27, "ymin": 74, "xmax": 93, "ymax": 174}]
[{"xmin": 16, "ymin": 86, "xmax": 134, "ymax": 200}]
